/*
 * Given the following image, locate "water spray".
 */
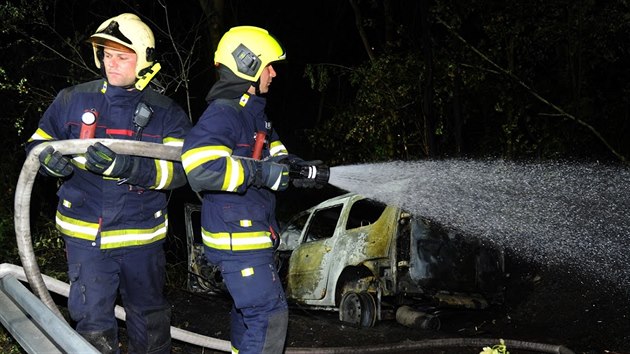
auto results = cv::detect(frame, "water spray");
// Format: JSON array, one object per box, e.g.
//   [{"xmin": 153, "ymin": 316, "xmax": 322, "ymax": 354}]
[{"xmin": 326, "ymin": 159, "xmax": 630, "ymax": 290}]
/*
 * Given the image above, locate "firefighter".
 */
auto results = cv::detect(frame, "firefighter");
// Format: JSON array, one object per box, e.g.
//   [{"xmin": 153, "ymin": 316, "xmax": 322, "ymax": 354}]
[
  {"xmin": 26, "ymin": 13, "xmax": 191, "ymax": 353},
  {"xmin": 182, "ymin": 26, "xmax": 325, "ymax": 354}
]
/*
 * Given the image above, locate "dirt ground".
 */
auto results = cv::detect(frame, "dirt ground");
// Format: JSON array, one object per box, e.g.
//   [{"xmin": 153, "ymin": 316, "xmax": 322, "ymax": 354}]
[{"xmin": 165, "ymin": 256, "xmax": 630, "ymax": 354}]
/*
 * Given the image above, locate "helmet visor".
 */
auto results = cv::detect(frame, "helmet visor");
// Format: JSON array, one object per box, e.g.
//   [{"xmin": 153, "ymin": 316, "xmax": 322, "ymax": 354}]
[{"xmin": 93, "ymin": 19, "xmax": 133, "ymax": 46}]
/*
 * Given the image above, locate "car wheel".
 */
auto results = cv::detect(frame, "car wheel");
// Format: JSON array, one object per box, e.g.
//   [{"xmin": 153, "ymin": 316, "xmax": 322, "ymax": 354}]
[
  {"xmin": 339, "ymin": 291, "xmax": 377, "ymax": 328},
  {"xmin": 358, "ymin": 292, "xmax": 377, "ymax": 327}
]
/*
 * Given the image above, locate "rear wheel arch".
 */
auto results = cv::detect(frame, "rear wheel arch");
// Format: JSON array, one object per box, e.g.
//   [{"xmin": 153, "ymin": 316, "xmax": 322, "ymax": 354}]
[{"xmin": 334, "ymin": 265, "xmax": 374, "ymax": 307}]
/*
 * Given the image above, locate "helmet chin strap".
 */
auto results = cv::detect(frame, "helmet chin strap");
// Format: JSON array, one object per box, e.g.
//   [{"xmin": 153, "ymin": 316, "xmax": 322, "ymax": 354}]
[
  {"xmin": 253, "ymin": 80, "xmax": 262, "ymax": 96},
  {"xmin": 135, "ymin": 63, "xmax": 161, "ymax": 91}
]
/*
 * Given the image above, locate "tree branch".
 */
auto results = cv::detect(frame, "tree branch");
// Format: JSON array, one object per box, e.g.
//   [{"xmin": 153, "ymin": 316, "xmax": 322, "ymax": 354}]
[{"xmin": 436, "ymin": 16, "xmax": 626, "ymax": 163}]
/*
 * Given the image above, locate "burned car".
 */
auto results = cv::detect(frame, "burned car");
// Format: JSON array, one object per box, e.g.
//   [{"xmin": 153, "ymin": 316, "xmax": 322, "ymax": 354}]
[
  {"xmin": 275, "ymin": 193, "xmax": 505, "ymax": 328},
  {"xmin": 186, "ymin": 193, "xmax": 505, "ymax": 328}
]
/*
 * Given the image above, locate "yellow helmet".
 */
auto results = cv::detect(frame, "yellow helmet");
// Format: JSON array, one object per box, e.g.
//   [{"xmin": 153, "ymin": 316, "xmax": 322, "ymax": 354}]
[
  {"xmin": 88, "ymin": 13, "xmax": 156, "ymax": 79},
  {"xmin": 214, "ymin": 26, "xmax": 286, "ymax": 82}
]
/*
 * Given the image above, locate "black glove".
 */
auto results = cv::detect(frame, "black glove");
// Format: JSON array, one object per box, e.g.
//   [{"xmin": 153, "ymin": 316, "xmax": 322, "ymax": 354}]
[
  {"xmin": 291, "ymin": 160, "xmax": 326, "ymax": 189},
  {"xmin": 85, "ymin": 142, "xmax": 134, "ymax": 178},
  {"xmin": 38, "ymin": 146, "xmax": 73, "ymax": 177},
  {"xmin": 243, "ymin": 159, "xmax": 290, "ymax": 191}
]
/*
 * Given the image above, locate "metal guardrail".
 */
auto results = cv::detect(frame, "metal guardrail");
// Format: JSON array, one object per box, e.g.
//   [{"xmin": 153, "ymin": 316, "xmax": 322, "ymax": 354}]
[
  {"xmin": 0, "ymin": 263, "xmax": 232, "ymax": 353},
  {"xmin": 0, "ymin": 273, "xmax": 98, "ymax": 353}
]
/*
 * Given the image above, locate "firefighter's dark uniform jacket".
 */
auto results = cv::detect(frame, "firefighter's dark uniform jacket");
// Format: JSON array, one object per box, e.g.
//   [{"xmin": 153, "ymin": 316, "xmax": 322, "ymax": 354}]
[
  {"xmin": 182, "ymin": 93, "xmax": 288, "ymax": 251},
  {"xmin": 27, "ymin": 79, "xmax": 191, "ymax": 249}
]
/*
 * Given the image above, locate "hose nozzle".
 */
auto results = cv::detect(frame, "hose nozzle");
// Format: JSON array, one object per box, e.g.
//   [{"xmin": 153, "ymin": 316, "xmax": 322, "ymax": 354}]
[{"xmin": 288, "ymin": 161, "xmax": 330, "ymax": 186}]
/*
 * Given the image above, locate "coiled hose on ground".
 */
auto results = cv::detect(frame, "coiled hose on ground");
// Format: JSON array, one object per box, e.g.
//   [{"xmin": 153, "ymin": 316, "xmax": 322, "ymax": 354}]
[{"xmin": 13, "ymin": 139, "xmax": 574, "ymax": 354}]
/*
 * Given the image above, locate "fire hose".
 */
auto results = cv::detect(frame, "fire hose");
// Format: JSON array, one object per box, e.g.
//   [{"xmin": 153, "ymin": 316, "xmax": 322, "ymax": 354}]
[{"xmin": 14, "ymin": 139, "xmax": 186, "ymax": 318}]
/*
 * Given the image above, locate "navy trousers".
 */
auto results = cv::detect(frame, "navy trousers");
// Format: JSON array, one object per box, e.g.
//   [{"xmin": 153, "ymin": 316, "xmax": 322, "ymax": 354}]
[
  {"xmin": 65, "ymin": 240, "xmax": 171, "ymax": 354},
  {"xmin": 205, "ymin": 248, "xmax": 288, "ymax": 354}
]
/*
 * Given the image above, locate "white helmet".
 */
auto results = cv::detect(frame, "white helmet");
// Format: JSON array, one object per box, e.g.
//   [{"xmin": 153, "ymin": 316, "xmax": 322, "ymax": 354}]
[{"xmin": 88, "ymin": 13, "xmax": 156, "ymax": 79}]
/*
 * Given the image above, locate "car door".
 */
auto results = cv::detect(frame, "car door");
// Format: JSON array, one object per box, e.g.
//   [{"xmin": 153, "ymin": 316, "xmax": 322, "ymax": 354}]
[{"xmin": 286, "ymin": 203, "xmax": 343, "ymax": 301}]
